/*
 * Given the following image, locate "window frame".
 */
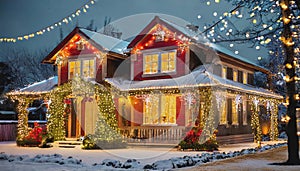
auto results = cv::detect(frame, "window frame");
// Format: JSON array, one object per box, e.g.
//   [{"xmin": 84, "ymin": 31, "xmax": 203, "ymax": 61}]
[
  {"xmin": 142, "ymin": 94, "xmax": 177, "ymax": 126},
  {"xmin": 68, "ymin": 57, "xmax": 96, "ymax": 80},
  {"xmin": 142, "ymin": 49, "xmax": 177, "ymax": 76}
]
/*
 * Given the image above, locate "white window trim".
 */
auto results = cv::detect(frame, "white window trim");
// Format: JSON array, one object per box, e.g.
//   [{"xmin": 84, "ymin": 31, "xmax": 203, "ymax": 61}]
[
  {"xmin": 68, "ymin": 57, "xmax": 96, "ymax": 80},
  {"xmin": 142, "ymin": 50, "xmax": 177, "ymax": 76}
]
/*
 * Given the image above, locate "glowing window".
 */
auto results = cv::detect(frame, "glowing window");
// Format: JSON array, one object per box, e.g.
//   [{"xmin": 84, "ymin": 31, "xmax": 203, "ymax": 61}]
[
  {"xmin": 160, "ymin": 95, "xmax": 176, "ymax": 124},
  {"xmin": 222, "ymin": 67, "xmax": 227, "ymax": 79},
  {"xmin": 68, "ymin": 59, "xmax": 95, "ymax": 79},
  {"xmin": 243, "ymin": 72, "xmax": 248, "ymax": 84},
  {"xmin": 161, "ymin": 51, "xmax": 176, "ymax": 73},
  {"xmin": 143, "ymin": 96, "xmax": 159, "ymax": 124},
  {"xmin": 144, "ymin": 54, "xmax": 159, "ymax": 74},
  {"xmin": 69, "ymin": 61, "xmax": 81, "ymax": 79},
  {"xmin": 143, "ymin": 95, "xmax": 176, "ymax": 125},
  {"xmin": 82, "ymin": 59, "xmax": 95, "ymax": 78},
  {"xmin": 143, "ymin": 50, "xmax": 177, "ymax": 75},
  {"xmin": 233, "ymin": 70, "xmax": 238, "ymax": 82}
]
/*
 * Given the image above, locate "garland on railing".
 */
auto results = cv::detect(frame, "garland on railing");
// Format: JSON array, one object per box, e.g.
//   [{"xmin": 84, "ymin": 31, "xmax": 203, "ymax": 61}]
[
  {"xmin": 250, "ymin": 96, "xmax": 262, "ymax": 142},
  {"xmin": 47, "ymin": 82, "xmax": 73, "ymax": 141},
  {"xmin": 270, "ymin": 99, "xmax": 280, "ymax": 141}
]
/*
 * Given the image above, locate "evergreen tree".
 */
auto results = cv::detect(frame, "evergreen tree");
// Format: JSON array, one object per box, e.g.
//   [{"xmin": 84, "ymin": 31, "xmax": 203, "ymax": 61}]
[{"xmin": 91, "ymin": 85, "xmax": 125, "ymax": 149}]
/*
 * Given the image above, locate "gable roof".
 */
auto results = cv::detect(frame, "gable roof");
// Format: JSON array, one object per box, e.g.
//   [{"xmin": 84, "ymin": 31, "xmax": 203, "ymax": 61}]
[
  {"xmin": 127, "ymin": 16, "xmax": 268, "ymax": 74},
  {"xmin": 42, "ymin": 27, "xmax": 129, "ymax": 64}
]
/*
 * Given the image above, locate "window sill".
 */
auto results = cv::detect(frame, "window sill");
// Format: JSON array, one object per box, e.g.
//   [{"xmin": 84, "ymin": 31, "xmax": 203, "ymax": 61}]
[{"xmin": 142, "ymin": 71, "xmax": 177, "ymax": 78}]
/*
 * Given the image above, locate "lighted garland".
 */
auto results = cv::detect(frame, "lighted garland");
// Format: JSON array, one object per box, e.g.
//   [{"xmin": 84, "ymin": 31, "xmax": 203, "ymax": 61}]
[
  {"xmin": 6, "ymin": 93, "xmax": 48, "ymax": 144},
  {"xmin": 199, "ymin": 87, "xmax": 217, "ymax": 143},
  {"xmin": 270, "ymin": 99, "xmax": 280, "ymax": 141},
  {"xmin": 93, "ymin": 86, "xmax": 124, "ymax": 143},
  {"xmin": 16, "ymin": 98, "xmax": 32, "ymax": 141},
  {"xmin": 250, "ymin": 96, "xmax": 262, "ymax": 142},
  {"xmin": 0, "ymin": 0, "xmax": 97, "ymax": 43},
  {"xmin": 47, "ymin": 82, "xmax": 73, "ymax": 141}
]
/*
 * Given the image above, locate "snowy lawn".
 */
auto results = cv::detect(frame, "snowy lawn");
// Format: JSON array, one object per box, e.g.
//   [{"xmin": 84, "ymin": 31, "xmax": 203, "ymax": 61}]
[
  {"xmin": 0, "ymin": 140, "xmax": 290, "ymax": 170},
  {"xmin": 179, "ymin": 144, "xmax": 300, "ymax": 171}
]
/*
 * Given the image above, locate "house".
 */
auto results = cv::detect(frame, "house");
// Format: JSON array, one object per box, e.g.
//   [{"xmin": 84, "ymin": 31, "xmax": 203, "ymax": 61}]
[{"xmin": 9, "ymin": 16, "xmax": 282, "ymax": 144}]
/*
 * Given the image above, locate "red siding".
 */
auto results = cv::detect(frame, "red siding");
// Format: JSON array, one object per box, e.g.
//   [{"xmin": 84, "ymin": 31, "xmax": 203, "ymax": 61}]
[
  {"xmin": 133, "ymin": 46, "xmax": 187, "ymax": 81},
  {"xmin": 96, "ymin": 59, "xmax": 103, "ymax": 83},
  {"xmin": 176, "ymin": 96, "xmax": 185, "ymax": 126},
  {"xmin": 130, "ymin": 97, "xmax": 143, "ymax": 126},
  {"xmin": 60, "ymin": 60, "xmax": 68, "ymax": 84}
]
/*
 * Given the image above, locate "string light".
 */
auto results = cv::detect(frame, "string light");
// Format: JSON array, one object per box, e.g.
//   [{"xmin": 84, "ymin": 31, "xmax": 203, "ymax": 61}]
[{"xmin": 0, "ymin": 0, "xmax": 96, "ymax": 43}]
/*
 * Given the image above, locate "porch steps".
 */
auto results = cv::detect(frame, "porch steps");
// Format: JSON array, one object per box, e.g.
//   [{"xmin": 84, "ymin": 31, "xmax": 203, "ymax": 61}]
[
  {"xmin": 217, "ymin": 134, "xmax": 254, "ymax": 145},
  {"xmin": 53, "ymin": 140, "xmax": 83, "ymax": 148}
]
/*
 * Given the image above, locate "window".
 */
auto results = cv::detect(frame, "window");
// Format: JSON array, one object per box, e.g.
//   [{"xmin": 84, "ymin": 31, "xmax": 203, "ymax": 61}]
[
  {"xmin": 82, "ymin": 59, "xmax": 95, "ymax": 78},
  {"xmin": 144, "ymin": 54, "xmax": 159, "ymax": 74},
  {"xmin": 68, "ymin": 58, "xmax": 95, "ymax": 79},
  {"xmin": 222, "ymin": 67, "xmax": 227, "ymax": 79},
  {"xmin": 238, "ymin": 71, "xmax": 243, "ymax": 83},
  {"xmin": 233, "ymin": 70, "xmax": 238, "ymax": 82},
  {"xmin": 243, "ymin": 72, "xmax": 248, "ymax": 84},
  {"xmin": 143, "ymin": 50, "xmax": 176, "ymax": 75},
  {"xmin": 143, "ymin": 94, "xmax": 176, "ymax": 125},
  {"xmin": 220, "ymin": 100, "xmax": 227, "ymax": 125},
  {"xmin": 226, "ymin": 67, "xmax": 233, "ymax": 80},
  {"xmin": 161, "ymin": 51, "xmax": 176, "ymax": 73},
  {"xmin": 247, "ymin": 73, "xmax": 254, "ymax": 85},
  {"xmin": 69, "ymin": 61, "xmax": 81, "ymax": 79},
  {"xmin": 160, "ymin": 95, "xmax": 176, "ymax": 124}
]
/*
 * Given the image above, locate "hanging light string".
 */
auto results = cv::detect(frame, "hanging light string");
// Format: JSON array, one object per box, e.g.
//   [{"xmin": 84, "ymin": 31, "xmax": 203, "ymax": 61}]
[{"xmin": 0, "ymin": 0, "xmax": 96, "ymax": 43}]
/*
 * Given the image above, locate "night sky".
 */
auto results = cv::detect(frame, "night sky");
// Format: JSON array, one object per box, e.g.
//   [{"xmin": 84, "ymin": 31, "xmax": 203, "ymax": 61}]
[{"xmin": 0, "ymin": 0, "xmax": 265, "ymax": 62}]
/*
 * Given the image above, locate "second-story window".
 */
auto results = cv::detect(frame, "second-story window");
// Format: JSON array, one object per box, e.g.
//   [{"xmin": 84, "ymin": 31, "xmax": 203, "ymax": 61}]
[
  {"xmin": 161, "ymin": 51, "xmax": 176, "ymax": 73},
  {"xmin": 143, "ymin": 50, "xmax": 176, "ymax": 75},
  {"xmin": 238, "ymin": 70, "xmax": 243, "ymax": 83},
  {"xmin": 144, "ymin": 54, "xmax": 159, "ymax": 74},
  {"xmin": 69, "ymin": 58, "xmax": 95, "ymax": 79},
  {"xmin": 69, "ymin": 61, "xmax": 81, "ymax": 79},
  {"xmin": 226, "ymin": 67, "xmax": 233, "ymax": 80},
  {"xmin": 82, "ymin": 59, "xmax": 95, "ymax": 78},
  {"xmin": 243, "ymin": 72, "xmax": 248, "ymax": 84}
]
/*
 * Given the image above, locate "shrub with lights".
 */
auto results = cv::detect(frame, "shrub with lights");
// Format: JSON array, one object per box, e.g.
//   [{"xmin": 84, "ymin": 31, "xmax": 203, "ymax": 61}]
[
  {"xmin": 16, "ymin": 122, "xmax": 46, "ymax": 147},
  {"xmin": 178, "ymin": 119, "xmax": 218, "ymax": 151}
]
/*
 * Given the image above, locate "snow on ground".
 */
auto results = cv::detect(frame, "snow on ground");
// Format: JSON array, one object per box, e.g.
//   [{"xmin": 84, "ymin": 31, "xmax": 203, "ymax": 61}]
[
  {"xmin": 179, "ymin": 144, "xmax": 300, "ymax": 171},
  {"xmin": 0, "ymin": 140, "xmax": 289, "ymax": 170}
]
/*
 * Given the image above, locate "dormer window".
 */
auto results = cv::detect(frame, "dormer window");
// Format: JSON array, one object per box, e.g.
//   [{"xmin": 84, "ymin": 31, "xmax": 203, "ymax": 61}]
[
  {"xmin": 144, "ymin": 54, "xmax": 159, "ymax": 74},
  {"xmin": 143, "ymin": 50, "xmax": 176, "ymax": 75},
  {"xmin": 69, "ymin": 58, "xmax": 95, "ymax": 79}
]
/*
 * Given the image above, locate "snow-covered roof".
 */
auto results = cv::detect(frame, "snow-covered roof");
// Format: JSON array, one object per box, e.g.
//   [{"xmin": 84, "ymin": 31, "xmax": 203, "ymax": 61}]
[
  {"xmin": 9, "ymin": 76, "xmax": 58, "ymax": 95},
  {"xmin": 158, "ymin": 17, "xmax": 264, "ymax": 70},
  {"xmin": 79, "ymin": 28, "xmax": 129, "ymax": 54},
  {"xmin": 105, "ymin": 70, "xmax": 282, "ymax": 99}
]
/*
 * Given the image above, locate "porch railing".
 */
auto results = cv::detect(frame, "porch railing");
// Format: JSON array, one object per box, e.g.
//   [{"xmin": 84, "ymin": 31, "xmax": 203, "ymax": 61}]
[{"xmin": 120, "ymin": 126, "xmax": 188, "ymax": 144}]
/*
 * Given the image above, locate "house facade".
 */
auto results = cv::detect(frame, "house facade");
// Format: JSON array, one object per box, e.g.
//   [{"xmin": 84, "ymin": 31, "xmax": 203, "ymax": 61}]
[{"xmin": 12, "ymin": 16, "xmax": 282, "ymax": 143}]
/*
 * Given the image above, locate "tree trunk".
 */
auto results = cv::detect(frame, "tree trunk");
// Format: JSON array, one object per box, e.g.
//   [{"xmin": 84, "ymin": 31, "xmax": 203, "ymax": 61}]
[{"xmin": 281, "ymin": 0, "xmax": 300, "ymax": 164}]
